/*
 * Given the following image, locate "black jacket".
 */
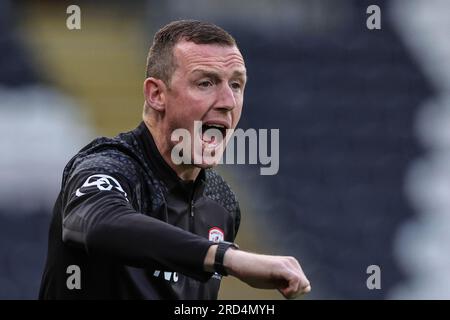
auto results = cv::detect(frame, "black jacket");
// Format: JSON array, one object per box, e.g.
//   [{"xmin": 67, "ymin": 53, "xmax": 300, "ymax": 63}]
[{"xmin": 39, "ymin": 122, "xmax": 241, "ymax": 299}]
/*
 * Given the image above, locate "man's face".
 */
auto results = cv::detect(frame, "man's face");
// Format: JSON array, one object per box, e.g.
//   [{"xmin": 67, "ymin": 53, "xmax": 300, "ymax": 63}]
[{"xmin": 164, "ymin": 40, "xmax": 247, "ymax": 168}]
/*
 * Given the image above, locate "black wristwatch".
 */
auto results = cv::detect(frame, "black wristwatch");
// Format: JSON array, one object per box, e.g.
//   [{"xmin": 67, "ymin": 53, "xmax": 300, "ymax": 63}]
[{"xmin": 214, "ymin": 241, "xmax": 239, "ymax": 276}]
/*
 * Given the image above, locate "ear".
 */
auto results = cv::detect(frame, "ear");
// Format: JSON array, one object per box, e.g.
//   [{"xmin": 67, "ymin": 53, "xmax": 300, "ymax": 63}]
[{"xmin": 143, "ymin": 77, "xmax": 167, "ymax": 112}]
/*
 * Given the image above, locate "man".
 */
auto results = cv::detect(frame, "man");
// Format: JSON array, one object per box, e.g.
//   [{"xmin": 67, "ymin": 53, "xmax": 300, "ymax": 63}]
[{"xmin": 39, "ymin": 20, "xmax": 310, "ymax": 300}]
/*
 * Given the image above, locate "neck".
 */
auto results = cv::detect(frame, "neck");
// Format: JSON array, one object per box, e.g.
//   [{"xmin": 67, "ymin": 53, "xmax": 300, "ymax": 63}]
[{"xmin": 144, "ymin": 120, "xmax": 201, "ymax": 182}]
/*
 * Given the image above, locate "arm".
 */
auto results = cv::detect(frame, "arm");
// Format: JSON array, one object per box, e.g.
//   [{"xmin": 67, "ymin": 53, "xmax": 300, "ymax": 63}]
[
  {"xmin": 203, "ymin": 245, "xmax": 311, "ymax": 299},
  {"xmin": 62, "ymin": 168, "xmax": 214, "ymax": 281}
]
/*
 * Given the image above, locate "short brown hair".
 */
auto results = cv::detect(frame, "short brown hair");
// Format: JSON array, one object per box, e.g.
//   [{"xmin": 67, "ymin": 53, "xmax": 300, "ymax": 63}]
[{"xmin": 145, "ymin": 20, "xmax": 237, "ymax": 85}]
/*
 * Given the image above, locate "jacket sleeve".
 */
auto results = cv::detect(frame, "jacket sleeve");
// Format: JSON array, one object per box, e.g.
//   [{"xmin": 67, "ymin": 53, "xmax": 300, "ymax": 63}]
[{"xmin": 61, "ymin": 163, "xmax": 214, "ymax": 282}]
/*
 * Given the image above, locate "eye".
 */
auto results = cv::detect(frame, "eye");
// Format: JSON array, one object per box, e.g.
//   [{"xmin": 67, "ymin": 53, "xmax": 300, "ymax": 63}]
[
  {"xmin": 230, "ymin": 82, "xmax": 242, "ymax": 90},
  {"xmin": 198, "ymin": 80, "xmax": 213, "ymax": 88}
]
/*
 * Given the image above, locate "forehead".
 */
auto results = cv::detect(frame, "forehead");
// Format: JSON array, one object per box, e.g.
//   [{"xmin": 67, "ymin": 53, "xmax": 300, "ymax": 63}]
[{"xmin": 173, "ymin": 40, "xmax": 246, "ymax": 73}]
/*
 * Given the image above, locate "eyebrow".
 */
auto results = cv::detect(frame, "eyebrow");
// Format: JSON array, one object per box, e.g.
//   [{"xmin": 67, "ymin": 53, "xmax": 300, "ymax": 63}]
[{"xmin": 191, "ymin": 69, "xmax": 247, "ymax": 81}]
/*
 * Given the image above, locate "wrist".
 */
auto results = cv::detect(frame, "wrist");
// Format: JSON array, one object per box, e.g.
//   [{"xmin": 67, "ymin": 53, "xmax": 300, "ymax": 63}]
[
  {"xmin": 214, "ymin": 241, "xmax": 239, "ymax": 276},
  {"xmin": 222, "ymin": 244, "xmax": 239, "ymax": 276},
  {"xmin": 203, "ymin": 242, "xmax": 240, "ymax": 276}
]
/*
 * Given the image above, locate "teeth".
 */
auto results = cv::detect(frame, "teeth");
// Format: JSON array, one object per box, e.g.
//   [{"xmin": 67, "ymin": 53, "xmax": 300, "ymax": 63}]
[{"xmin": 207, "ymin": 124, "xmax": 225, "ymax": 129}]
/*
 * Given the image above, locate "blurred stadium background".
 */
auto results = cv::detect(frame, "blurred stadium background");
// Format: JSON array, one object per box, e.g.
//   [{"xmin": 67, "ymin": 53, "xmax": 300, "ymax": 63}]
[{"xmin": 0, "ymin": 0, "xmax": 449, "ymax": 299}]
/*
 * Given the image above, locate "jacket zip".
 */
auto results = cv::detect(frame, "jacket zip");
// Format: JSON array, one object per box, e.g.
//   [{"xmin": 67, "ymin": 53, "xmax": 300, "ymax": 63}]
[{"xmin": 189, "ymin": 194, "xmax": 195, "ymax": 232}]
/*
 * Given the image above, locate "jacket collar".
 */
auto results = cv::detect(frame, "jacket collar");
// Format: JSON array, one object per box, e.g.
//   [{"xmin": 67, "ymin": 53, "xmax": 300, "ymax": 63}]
[{"xmin": 133, "ymin": 122, "xmax": 206, "ymax": 199}]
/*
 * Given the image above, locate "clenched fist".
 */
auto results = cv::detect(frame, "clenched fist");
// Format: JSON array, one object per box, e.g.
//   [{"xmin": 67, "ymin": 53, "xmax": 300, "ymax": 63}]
[{"xmin": 204, "ymin": 245, "xmax": 311, "ymax": 299}]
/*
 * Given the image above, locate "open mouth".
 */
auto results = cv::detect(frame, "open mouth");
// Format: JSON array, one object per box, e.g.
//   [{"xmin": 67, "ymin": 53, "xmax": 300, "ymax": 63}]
[{"xmin": 201, "ymin": 123, "xmax": 227, "ymax": 146}]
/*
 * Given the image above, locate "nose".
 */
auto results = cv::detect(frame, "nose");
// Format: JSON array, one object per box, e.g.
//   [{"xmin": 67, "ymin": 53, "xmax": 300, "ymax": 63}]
[{"xmin": 214, "ymin": 83, "xmax": 236, "ymax": 112}]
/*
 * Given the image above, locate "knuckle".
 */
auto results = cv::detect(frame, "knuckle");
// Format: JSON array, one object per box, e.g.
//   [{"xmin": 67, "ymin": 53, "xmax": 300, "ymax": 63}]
[{"xmin": 287, "ymin": 256, "xmax": 297, "ymax": 264}]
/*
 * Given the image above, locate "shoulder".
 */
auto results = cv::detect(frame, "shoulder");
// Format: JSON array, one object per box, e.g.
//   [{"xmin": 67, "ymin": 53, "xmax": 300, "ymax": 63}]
[{"xmin": 64, "ymin": 135, "xmax": 142, "ymax": 187}]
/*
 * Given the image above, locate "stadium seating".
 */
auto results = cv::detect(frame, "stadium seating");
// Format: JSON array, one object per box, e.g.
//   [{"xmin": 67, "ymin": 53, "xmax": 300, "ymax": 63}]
[{"xmin": 227, "ymin": 9, "xmax": 431, "ymax": 298}]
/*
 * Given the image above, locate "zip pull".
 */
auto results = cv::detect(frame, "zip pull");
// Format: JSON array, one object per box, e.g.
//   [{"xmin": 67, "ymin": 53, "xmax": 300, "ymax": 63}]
[{"xmin": 190, "ymin": 201, "xmax": 195, "ymax": 217}]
